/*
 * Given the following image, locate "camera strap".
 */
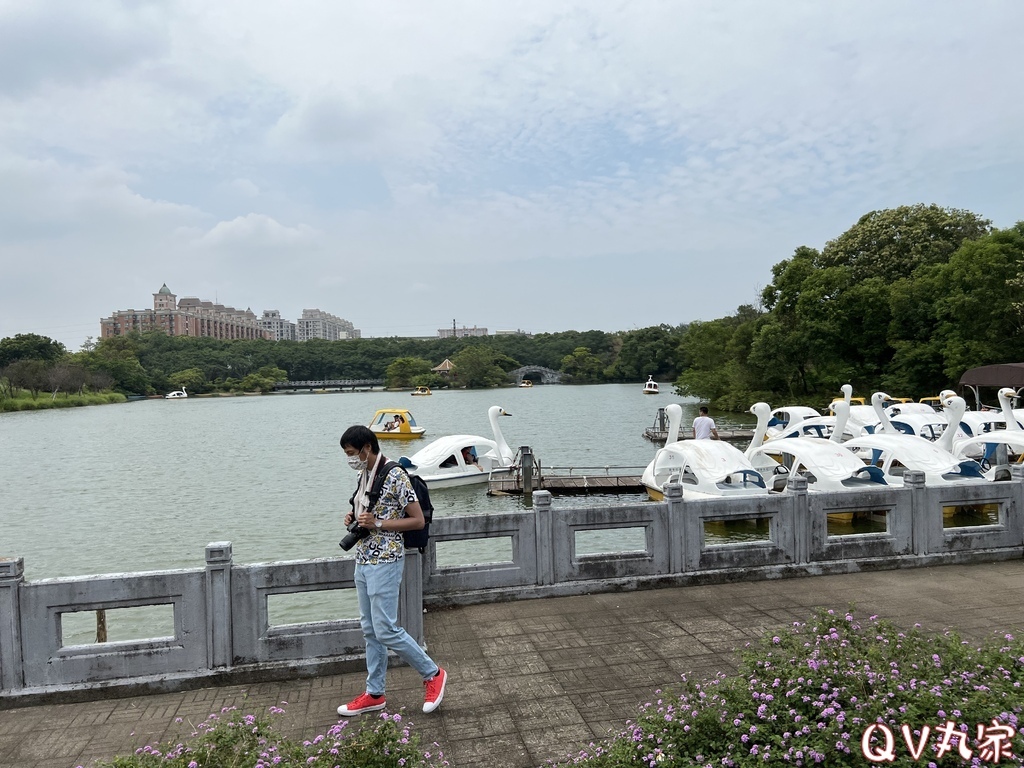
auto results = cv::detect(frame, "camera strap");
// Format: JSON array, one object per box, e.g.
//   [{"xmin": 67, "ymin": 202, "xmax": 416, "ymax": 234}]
[{"xmin": 353, "ymin": 453, "xmax": 385, "ymax": 518}]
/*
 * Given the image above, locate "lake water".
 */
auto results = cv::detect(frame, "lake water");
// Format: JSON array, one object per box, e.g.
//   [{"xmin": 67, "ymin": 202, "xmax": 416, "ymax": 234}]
[{"xmin": 3, "ymin": 384, "xmax": 747, "ymax": 582}]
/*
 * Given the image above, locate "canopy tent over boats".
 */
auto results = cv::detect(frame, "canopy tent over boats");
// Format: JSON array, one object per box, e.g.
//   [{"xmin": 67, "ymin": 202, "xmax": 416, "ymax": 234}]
[{"xmin": 958, "ymin": 363, "xmax": 1024, "ymax": 409}]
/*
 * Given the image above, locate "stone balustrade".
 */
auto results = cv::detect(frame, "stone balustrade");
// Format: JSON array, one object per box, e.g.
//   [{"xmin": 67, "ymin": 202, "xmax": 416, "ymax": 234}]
[{"xmin": 3, "ymin": 470, "xmax": 1023, "ymax": 705}]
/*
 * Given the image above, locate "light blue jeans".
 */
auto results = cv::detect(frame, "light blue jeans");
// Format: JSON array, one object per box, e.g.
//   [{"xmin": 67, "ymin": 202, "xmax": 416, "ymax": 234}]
[{"xmin": 354, "ymin": 558, "xmax": 438, "ymax": 695}]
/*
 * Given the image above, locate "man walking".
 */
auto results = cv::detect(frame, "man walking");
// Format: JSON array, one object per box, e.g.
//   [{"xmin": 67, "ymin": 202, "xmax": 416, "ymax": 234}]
[
  {"xmin": 692, "ymin": 406, "xmax": 720, "ymax": 440},
  {"xmin": 336, "ymin": 425, "xmax": 447, "ymax": 716}
]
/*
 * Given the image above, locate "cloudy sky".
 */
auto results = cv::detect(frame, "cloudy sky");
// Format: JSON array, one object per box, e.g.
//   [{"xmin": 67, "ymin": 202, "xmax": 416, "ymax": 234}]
[{"xmin": 1, "ymin": 1, "xmax": 1022, "ymax": 350}]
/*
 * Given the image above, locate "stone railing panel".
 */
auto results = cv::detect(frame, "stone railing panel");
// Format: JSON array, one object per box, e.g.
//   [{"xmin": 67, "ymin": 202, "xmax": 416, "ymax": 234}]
[
  {"xmin": 426, "ymin": 512, "xmax": 538, "ymax": 592},
  {"xmin": 18, "ymin": 569, "xmax": 206, "ymax": 688}
]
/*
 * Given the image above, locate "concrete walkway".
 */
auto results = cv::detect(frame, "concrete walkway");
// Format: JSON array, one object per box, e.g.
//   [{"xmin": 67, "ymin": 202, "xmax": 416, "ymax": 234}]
[{"xmin": 2, "ymin": 560, "xmax": 1023, "ymax": 768}]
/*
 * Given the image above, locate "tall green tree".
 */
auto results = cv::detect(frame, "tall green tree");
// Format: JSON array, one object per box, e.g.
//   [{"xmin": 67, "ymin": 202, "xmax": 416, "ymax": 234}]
[
  {"xmin": 559, "ymin": 347, "xmax": 604, "ymax": 383},
  {"xmin": 385, "ymin": 357, "xmax": 433, "ymax": 388},
  {"xmin": 451, "ymin": 346, "xmax": 508, "ymax": 388},
  {"xmin": 0, "ymin": 334, "xmax": 66, "ymax": 367},
  {"xmin": 606, "ymin": 325, "xmax": 681, "ymax": 381},
  {"xmin": 932, "ymin": 225, "xmax": 1024, "ymax": 379}
]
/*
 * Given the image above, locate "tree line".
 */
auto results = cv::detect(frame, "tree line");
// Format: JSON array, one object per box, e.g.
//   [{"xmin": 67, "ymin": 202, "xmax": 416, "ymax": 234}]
[{"xmin": 3, "ymin": 204, "xmax": 1022, "ymax": 410}]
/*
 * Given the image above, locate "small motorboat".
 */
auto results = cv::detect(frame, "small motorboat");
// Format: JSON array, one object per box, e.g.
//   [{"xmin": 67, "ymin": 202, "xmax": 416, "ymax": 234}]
[
  {"xmin": 404, "ymin": 406, "xmax": 515, "ymax": 488},
  {"xmin": 642, "ymin": 376, "xmax": 659, "ymax": 395},
  {"xmin": 411, "ymin": 386, "xmax": 432, "ymax": 396},
  {"xmin": 164, "ymin": 387, "xmax": 187, "ymax": 399},
  {"xmin": 368, "ymin": 409, "xmax": 426, "ymax": 439}
]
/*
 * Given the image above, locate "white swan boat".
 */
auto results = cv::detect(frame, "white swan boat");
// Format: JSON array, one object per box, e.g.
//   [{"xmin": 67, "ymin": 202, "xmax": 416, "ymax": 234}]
[
  {"xmin": 747, "ymin": 438, "xmax": 893, "ymax": 492},
  {"xmin": 642, "ymin": 376, "xmax": 659, "ymax": 395},
  {"xmin": 641, "ymin": 404, "xmax": 768, "ymax": 500},
  {"xmin": 746, "ymin": 402, "xmax": 890, "ymax": 492},
  {"xmin": 766, "ymin": 400, "xmax": 857, "ymax": 442},
  {"xmin": 765, "ymin": 405, "xmax": 821, "ymax": 438},
  {"xmin": 843, "ymin": 433, "xmax": 986, "ymax": 487},
  {"xmin": 164, "ymin": 387, "xmax": 187, "ymax": 399},
  {"xmin": 402, "ymin": 405, "xmax": 515, "ymax": 489},
  {"xmin": 949, "ymin": 389, "xmax": 1024, "ymax": 480}
]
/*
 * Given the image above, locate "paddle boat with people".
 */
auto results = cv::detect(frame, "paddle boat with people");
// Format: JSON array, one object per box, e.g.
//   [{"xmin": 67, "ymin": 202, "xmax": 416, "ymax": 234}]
[
  {"xmin": 402, "ymin": 405, "xmax": 516, "ymax": 488},
  {"xmin": 368, "ymin": 409, "xmax": 426, "ymax": 439},
  {"xmin": 642, "ymin": 376, "xmax": 659, "ymax": 395},
  {"xmin": 411, "ymin": 386, "xmax": 432, "ymax": 396},
  {"xmin": 164, "ymin": 387, "xmax": 188, "ymax": 399}
]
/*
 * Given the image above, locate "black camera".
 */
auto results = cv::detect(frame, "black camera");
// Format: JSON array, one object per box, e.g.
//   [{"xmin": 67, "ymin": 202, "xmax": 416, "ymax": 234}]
[{"xmin": 339, "ymin": 519, "xmax": 372, "ymax": 551}]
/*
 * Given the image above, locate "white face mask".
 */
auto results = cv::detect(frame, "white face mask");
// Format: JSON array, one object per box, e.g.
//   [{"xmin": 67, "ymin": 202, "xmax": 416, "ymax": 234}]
[{"xmin": 346, "ymin": 449, "xmax": 367, "ymax": 472}]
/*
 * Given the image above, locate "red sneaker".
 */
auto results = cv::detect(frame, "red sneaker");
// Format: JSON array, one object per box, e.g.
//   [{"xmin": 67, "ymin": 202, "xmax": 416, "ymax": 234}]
[
  {"xmin": 337, "ymin": 692, "xmax": 386, "ymax": 716},
  {"xmin": 423, "ymin": 667, "xmax": 447, "ymax": 713}
]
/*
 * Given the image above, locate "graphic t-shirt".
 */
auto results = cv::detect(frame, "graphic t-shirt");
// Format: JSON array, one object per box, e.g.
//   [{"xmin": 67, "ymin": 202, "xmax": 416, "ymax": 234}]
[{"xmin": 354, "ymin": 467, "xmax": 418, "ymax": 565}]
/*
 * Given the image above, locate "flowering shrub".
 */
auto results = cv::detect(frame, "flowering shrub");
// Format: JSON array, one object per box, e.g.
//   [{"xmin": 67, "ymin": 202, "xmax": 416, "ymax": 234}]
[
  {"xmin": 560, "ymin": 610, "xmax": 1024, "ymax": 766},
  {"xmin": 87, "ymin": 705, "xmax": 447, "ymax": 768}
]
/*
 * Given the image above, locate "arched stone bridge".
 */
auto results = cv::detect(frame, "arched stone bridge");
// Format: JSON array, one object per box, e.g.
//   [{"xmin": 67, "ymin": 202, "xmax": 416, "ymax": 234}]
[{"xmin": 509, "ymin": 366, "xmax": 562, "ymax": 385}]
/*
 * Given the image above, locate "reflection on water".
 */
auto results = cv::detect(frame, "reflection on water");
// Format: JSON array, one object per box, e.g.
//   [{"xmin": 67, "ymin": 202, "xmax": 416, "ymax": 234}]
[
  {"xmin": 942, "ymin": 503, "xmax": 1001, "ymax": 527},
  {"xmin": 826, "ymin": 510, "xmax": 889, "ymax": 536},
  {"xmin": 704, "ymin": 518, "xmax": 772, "ymax": 544}
]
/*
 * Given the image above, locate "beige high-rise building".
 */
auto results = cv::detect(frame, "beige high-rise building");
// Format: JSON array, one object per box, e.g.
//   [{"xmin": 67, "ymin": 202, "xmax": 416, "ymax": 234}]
[{"xmin": 100, "ymin": 284, "xmax": 271, "ymax": 341}]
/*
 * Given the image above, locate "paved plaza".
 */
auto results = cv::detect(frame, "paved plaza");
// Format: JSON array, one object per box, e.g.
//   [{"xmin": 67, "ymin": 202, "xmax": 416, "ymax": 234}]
[{"xmin": 1, "ymin": 559, "xmax": 1023, "ymax": 768}]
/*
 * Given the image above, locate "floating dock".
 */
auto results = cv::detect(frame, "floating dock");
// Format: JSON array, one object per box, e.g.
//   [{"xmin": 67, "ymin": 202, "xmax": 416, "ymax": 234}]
[
  {"xmin": 642, "ymin": 406, "xmax": 753, "ymax": 444},
  {"xmin": 488, "ymin": 473, "xmax": 645, "ymax": 495},
  {"xmin": 643, "ymin": 428, "xmax": 754, "ymax": 444},
  {"xmin": 488, "ymin": 447, "xmax": 646, "ymax": 495}
]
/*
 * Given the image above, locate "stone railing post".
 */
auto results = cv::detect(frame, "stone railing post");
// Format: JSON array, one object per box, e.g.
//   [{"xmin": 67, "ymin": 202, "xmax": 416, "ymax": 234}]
[
  {"xmin": 205, "ymin": 542, "xmax": 233, "ymax": 669},
  {"xmin": 1009, "ymin": 465, "xmax": 1024, "ymax": 546},
  {"xmin": 401, "ymin": 551, "xmax": 425, "ymax": 647},
  {"xmin": 0, "ymin": 557, "xmax": 25, "ymax": 692},
  {"xmin": 903, "ymin": 470, "xmax": 929, "ymax": 555},
  {"xmin": 663, "ymin": 482, "xmax": 688, "ymax": 572},
  {"xmin": 533, "ymin": 490, "xmax": 555, "ymax": 585},
  {"xmin": 787, "ymin": 475, "xmax": 810, "ymax": 563}
]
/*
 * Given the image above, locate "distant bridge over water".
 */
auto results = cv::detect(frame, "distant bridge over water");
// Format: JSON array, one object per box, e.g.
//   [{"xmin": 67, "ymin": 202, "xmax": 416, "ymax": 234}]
[
  {"xmin": 272, "ymin": 379, "xmax": 385, "ymax": 392},
  {"xmin": 509, "ymin": 365, "xmax": 562, "ymax": 385}
]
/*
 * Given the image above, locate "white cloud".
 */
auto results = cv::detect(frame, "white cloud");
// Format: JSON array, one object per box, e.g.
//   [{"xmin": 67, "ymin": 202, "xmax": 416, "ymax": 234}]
[
  {"xmin": 1, "ymin": 0, "xmax": 1023, "ymax": 348},
  {"xmin": 195, "ymin": 213, "xmax": 319, "ymax": 249}
]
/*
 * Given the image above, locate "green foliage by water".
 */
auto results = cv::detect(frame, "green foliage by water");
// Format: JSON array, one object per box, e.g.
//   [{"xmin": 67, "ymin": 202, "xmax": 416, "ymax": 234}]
[
  {"xmin": 4, "ymin": 204, "xmax": 1024, "ymax": 409},
  {"xmin": 87, "ymin": 706, "xmax": 446, "ymax": 768},
  {"xmin": 0, "ymin": 391, "xmax": 126, "ymax": 412},
  {"xmin": 560, "ymin": 609, "xmax": 1024, "ymax": 767}
]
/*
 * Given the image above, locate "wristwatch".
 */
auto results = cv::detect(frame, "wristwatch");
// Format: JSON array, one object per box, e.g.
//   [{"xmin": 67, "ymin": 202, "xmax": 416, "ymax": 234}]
[{"xmin": 374, "ymin": 518, "xmax": 383, "ymax": 529}]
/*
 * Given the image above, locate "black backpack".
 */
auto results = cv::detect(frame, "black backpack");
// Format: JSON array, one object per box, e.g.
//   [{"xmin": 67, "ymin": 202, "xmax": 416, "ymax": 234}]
[{"xmin": 357, "ymin": 460, "xmax": 433, "ymax": 552}]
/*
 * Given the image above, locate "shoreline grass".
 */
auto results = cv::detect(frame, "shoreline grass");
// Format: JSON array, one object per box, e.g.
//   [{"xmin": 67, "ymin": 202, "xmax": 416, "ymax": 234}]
[{"xmin": 0, "ymin": 391, "xmax": 127, "ymax": 413}]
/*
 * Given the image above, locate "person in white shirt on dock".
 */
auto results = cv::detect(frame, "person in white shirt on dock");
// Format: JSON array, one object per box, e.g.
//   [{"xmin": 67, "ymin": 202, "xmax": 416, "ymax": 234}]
[{"xmin": 692, "ymin": 406, "xmax": 720, "ymax": 440}]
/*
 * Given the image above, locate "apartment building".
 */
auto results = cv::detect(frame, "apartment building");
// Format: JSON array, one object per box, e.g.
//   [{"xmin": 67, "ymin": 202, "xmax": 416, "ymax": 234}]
[
  {"xmin": 258, "ymin": 310, "xmax": 297, "ymax": 342},
  {"xmin": 100, "ymin": 284, "xmax": 270, "ymax": 341},
  {"xmin": 296, "ymin": 309, "xmax": 360, "ymax": 341},
  {"xmin": 437, "ymin": 325, "xmax": 488, "ymax": 339},
  {"xmin": 101, "ymin": 286, "xmax": 362, "ymax": 343}
]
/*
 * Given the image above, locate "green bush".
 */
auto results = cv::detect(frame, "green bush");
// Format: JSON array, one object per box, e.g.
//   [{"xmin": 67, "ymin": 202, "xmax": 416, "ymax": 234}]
[
  {"xmin": 562, "ymin": 610, "xmax": 1023, "ymax": 766},
  {"xmin": 85, "ymin": 705, "xmax": 446, "ymax": 768}
]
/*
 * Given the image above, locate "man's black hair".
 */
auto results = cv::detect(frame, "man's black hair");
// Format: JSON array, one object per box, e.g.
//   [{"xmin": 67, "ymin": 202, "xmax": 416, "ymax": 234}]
[
  {"xmin": 340, "ymin": 425, "xmax": 380, "ymax": 454},
  {"xmin": 699, "ymin": 406, "xmax": 710, "ymax": 415}
]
